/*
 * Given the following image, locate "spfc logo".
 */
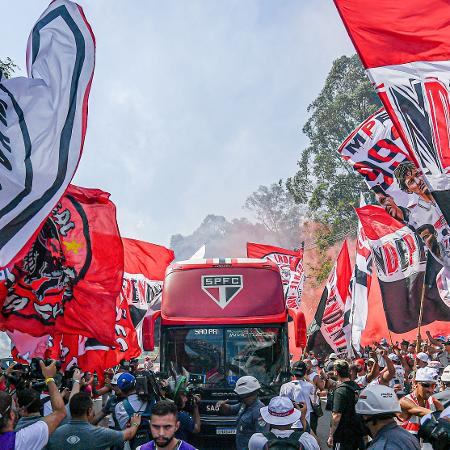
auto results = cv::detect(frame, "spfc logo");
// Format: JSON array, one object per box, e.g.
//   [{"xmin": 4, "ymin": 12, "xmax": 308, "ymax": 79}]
[{"xmin": 201, "ymin": 275, "xmax": 243, "ymax": 309}]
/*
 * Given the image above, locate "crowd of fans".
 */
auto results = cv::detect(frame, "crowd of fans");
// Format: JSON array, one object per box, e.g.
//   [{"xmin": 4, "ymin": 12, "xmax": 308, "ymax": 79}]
[{"xmin": 0, "ymin": 333, "xmax": 448, "ymax": 449}]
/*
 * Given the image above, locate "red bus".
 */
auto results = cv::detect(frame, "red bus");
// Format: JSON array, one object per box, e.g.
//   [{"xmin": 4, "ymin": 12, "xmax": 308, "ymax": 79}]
[{"xmin": 143, "ymin": 258, "xmax": 306, "ymax": 438}]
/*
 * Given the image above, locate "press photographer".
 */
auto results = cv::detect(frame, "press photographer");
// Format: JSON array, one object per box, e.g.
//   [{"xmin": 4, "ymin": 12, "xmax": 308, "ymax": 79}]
[
  {"xmin": 0, "ymin": 360, "xmax": 66, "ymax": 449},
  {"xmin": 419, "ymin": 410, "xmax": 450, "ymax": 450},
  {"xmin": 168, "ymin": 376, "xmax": 201, "ymax": 441}
]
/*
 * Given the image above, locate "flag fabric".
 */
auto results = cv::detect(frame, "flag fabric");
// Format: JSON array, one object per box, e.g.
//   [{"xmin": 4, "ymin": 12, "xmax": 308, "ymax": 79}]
[
  {"xmin": 189, "ymin": 245, "xmax": 206, "ymax": 260},
  {"xmin": 0, "ymin": 0, "xmax": 95, "ymax": 268},
  {"xmin": 0, "ymin": 185, "xmax": 123, "ymax": 346},
  {"xmin": 334, "ymin": 0, "xmax": 450, "ymax": 223},
  {"xmin": 8, "ymin": 330, "xmax": 52, "ymax": 363},
  {"xmin": 306, "ymin": 240, "xmax": 352, "ymax": 357},
  {"xmin": 356, "ymin": 205, "xmax": 450, "ymax": 333},
  {"xmin": 247, "ymin": 242, "xmax": 305, "ymax": 308},
  {"xmin": 343, "ymin": 196, "xmax": 373, "ymax": 355},
  {"xmin": 339, "ymin": 108, "xmax": 450, "ymax": 271},
  {"xmin": 122, "ymin": 238, "xmax": 174, "ymax": 327}
]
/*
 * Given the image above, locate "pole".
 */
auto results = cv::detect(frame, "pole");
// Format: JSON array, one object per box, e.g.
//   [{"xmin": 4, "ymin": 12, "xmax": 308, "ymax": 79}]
[{"xmin": 415, "ymin": 280, "xmax": 426, "ymax": 354}]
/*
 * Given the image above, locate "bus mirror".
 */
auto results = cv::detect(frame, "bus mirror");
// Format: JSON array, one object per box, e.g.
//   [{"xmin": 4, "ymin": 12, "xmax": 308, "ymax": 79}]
[
  {"xmin": 142, "ymin": 310, "xmax": 161, "ymax": 351},
  {"xmin": 287, "ymin": 308, "xmax": 307, "ymax": 349}
]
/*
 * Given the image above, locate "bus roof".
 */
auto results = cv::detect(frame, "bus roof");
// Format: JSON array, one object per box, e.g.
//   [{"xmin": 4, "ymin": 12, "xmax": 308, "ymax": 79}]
[{"xmin": 161, "ymin": 258, "xmax": 287, "ymax": 325}]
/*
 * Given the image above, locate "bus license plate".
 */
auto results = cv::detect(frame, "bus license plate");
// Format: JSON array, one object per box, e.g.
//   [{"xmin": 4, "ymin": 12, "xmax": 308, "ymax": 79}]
[{"xmin": 216, "ymin": 427, "xmax": 236, "ymax": 435}]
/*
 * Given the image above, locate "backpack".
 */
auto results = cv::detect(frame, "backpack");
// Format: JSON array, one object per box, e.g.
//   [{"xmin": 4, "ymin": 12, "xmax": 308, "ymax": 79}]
[
  {"xmin": 262, "ymin": 430, "xmax": 304, "ymax": 449},
  {"xmin": 123, "ymin": 398, "xmax": 153, "ymax": 450},
  {"xmin": 333, "ymin": 383, "xmax": 365, "ymax": 441}
]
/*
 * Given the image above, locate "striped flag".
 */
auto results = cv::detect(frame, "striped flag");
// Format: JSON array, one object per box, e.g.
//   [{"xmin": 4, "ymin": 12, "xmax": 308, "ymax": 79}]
[
  {"xmin": 334, "ymin": 0, "xmax": 450, "ymax": 224},
  {"xmin": 343, "ymin": 195, "xmax": 373, "ymax": 355},
  {"xmin": 0, "ymin": 0, "xmax": 95, "ymax": 267}
]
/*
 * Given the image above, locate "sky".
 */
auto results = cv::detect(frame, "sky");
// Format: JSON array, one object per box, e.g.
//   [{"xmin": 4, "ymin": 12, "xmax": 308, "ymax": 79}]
[{"xmin": 2, "ymin": 0, "xmax": 354, "ymax": 248}]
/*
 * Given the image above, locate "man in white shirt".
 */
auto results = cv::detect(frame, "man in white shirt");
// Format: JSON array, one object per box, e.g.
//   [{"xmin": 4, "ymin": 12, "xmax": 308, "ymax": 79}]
[
  {"xmin": 280, "ymin": 361, "xmax": 315, "ymax": 426},
  {"xmin": 0, "ymin": 360, "xmax": 66, "ymax": 450},
  {"xmin": 248, "ymin": 396, "xmax": 319, "ymax": 450}
]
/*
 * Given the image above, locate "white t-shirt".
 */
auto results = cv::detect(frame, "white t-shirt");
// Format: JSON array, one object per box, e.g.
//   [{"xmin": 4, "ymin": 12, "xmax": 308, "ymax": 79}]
[
  {"xmin": 114, "ymin": 394, "xmax": 149, "ymax": 430},
  {"xmin": 279, "ymin": 379, "xmax": 314, "ymax": 423},
  {"xmin": 248, "ymin": 429, "xmax": 320, "ymax": 450},
  {"xmin": 15, "ymin": 420, "xmax": 49, "ymax": 450}
]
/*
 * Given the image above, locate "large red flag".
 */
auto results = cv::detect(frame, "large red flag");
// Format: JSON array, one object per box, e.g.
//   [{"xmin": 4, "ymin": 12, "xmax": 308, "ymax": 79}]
[
  {"xmin": 247, "ymin": 242, "xmax": 305, "ymax": 308},
  {"xmin": 0, "ymin": 185, "xmax": 123, "ymax": 346},
  {"xmin": 356, "ymin": 205, "xmax": 450, "ymax": 333},
  {"xmin": 306, "ymin": 240, "xmax": 352, "ymax": 357},
  {"xmin": 122, "ymin": 238, "xmax": 175, "ymax": 327},
  {"xmin": 0, "ymin": 0, "xmax": 95, "ymax": 267},
  {"xmin": 334, "ymin": 0, "xmax": 450, "ymax": 224}
]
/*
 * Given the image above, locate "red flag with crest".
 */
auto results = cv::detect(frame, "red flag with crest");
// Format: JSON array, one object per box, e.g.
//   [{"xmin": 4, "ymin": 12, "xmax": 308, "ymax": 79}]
[
  {"xmin": 0, "ymin": 185, "xmax": 123, "ymax": 346},
  {"xmin": 247, "ymin": 242, "xmax": 305, "ymax": 308}
]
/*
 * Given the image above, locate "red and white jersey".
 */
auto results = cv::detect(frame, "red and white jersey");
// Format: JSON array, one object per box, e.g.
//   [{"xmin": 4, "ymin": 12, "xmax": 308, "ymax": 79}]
[{"xmin": 399, "ymin": 392, "xmax": 437, "ymax": 434}]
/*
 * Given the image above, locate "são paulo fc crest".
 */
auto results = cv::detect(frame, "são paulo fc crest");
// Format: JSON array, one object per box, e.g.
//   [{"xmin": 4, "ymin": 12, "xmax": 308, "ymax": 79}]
[{"xmin": 201, "ymin": 275, "xmax": 243, "ymax": 309}]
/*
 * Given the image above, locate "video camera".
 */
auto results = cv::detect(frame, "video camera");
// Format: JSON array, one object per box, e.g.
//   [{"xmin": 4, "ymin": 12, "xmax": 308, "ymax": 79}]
[
  {"xmin": 134, "ymin": 370, "xmax": 165, "ymax": 403},
  {"xmin": 419, "ymin": 411, "xmax": 450, "ymax": 450}
]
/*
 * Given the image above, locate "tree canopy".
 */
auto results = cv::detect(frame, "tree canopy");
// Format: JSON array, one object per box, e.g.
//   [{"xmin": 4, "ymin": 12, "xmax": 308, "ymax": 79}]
[
  {"xmin": 0, "ymin": 58, "xmax": 17, "ymax": 79},
  {"xmin": 286, "ymin": 54, "xmax": 381, "ymax": 245}
]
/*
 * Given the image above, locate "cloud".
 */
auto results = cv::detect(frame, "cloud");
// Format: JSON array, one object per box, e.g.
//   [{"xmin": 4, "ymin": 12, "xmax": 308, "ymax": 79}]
[{"xmin": 4, "ymin": 0, "xmax": 354, "ymax": 246}]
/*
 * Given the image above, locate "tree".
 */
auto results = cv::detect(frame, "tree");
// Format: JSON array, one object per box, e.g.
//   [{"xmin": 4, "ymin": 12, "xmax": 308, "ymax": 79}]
[
  {"xmin": 244, "ymin": 180, "xmax": 304, "ymax": 248},
  {"xmin": 286, "ymin": 54, "xmax": 381, "ymax": 246},
  {"xmin": 0, "ymin": 58, "xmax": 18, "ymax": 79}
]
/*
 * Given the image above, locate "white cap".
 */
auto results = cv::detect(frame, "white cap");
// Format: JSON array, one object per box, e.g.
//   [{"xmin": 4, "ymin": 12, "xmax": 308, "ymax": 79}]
[
  {"xmin": 415, "ymin": 367, "xmax": 439, "ymax": 382},
  {"xmin": 260, "ymin": 396, "xmax": 301, "ymax": 425},
  {"xmin": 416, "ymin": 352, "xmax": 430, "ymax": 363},
  {"xmin": 441, "ymin": 365, "xmax": 450, "ymax": 382},
  {"xmin": 234, "ymin": 376, "xmax": 261, "ymax": 396},
  {"xmin": 388, "ymin": 353, "xmax": 400, "ymax": 362},
  {"xmin": 329, "ymin": 353, "xmax": 338, "ymax": 360},
  {"xmin": 427, "ymin": 361, "xmax": 443, "ymax": 370},
  {"xmin": 355, "ymin": 384, "xmax": 401, "ymax": 415}
]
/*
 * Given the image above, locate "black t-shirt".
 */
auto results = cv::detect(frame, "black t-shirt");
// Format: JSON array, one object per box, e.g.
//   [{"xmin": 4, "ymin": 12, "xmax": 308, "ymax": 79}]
[{"xmin": 332, "ymin": 381, "xmax": 363, "ymax": 442}]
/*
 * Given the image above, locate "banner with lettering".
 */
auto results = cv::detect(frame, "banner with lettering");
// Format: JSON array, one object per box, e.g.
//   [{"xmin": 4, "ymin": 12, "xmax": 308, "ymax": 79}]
[
  {"xmin": 334, "ymin": 0, "xmax": 450, "ymax": 225},
  {"xmin": 338, "ymin": 108, "xmax": 450, "ymax": 271},
  {"xmin": 246, "ymin": 242, "xmax": 305, "ymax": 308},
  {"xmin": 356, "ymin": 205, "xmax": 450, "ymax": 333},
  {"xmin": 0, "ymin": 0, "xmax": 95, "ymax": 267},
  {"xmin": 0, "ymin": 185, "xmax": 123, "ymax": 346},
  {"xmin": 306, "ymin": 240, "xmax": 352, "ymax": 357}
]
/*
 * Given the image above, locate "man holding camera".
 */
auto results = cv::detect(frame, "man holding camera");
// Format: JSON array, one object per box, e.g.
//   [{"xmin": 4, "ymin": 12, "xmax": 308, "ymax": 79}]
[
  {"xmin": 115, "ymin": 372, "xmax": 153, "ymax": 450},
  {"xmin": 0, "ymin": 360, "xmax": 66, "ymax": 449}
]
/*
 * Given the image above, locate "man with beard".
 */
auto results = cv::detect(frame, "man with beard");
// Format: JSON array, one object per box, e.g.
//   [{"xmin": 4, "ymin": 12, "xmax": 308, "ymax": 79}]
[
  {"xmin": 137, "ymin": 400, "xmax": 196, "ymax": 450},
  {"xmin": 398, "ymin": 367, "xmax": 444, "ymax": 437}
]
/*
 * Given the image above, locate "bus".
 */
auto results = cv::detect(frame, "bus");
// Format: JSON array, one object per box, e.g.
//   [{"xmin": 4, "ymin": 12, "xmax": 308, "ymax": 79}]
[{"xmin": 142, "ymin": 258, "xmax": 306, "ymax": 439}]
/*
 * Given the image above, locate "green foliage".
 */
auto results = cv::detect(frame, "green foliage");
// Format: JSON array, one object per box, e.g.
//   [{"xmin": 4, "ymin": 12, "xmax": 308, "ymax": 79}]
[
  {"xmin": 0, "ymin": 58, "xmax": 18, "ymax": 79},
  {"xmin": 286, "ymin": 54, "xmax": 381, "ymax": 246}
]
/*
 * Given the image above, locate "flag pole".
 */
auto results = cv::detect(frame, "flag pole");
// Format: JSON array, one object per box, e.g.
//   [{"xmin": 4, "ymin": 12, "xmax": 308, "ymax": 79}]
[
  {"xmin": 415, "ymin": 281, "xmax": 426, "ymax": 354},
  {"xmin": 415, "ymin": 252, "xmax": 429, "ymax": 354}
]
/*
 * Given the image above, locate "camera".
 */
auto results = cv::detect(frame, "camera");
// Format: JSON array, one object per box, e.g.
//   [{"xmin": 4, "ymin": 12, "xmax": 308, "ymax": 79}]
[{"xmin": 419, "ymin": 411, "xmax": 450, "ymax": 450}]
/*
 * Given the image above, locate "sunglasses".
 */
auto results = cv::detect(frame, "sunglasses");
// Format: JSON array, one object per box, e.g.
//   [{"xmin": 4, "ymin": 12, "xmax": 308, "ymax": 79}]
[{"xmin": 419, "ymin": 382, "xmax": 436, "ymax": 388}]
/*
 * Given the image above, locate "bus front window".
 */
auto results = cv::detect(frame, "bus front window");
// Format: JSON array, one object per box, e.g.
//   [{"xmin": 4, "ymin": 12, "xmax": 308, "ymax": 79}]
[
  {"xmin": 225, "ymin": 328, "xmax": 284, "ymax": 386},
  {"xmin": 165, "ymin": 328, "xmax": 224, "ymax": 384}
]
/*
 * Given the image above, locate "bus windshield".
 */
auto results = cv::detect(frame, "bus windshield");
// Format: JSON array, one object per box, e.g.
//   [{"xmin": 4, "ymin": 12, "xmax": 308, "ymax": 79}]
[{"xmin": 163, "ymin": 326, "xmax": 286, "ymax": 387}]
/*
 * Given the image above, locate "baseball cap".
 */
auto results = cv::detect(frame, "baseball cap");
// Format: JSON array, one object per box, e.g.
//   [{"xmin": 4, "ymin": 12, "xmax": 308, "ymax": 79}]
[
  {"xmin": 260, "ymin": 396, "xmax": 301, "ymax": 426},
  {"xmin": 415, "ymin": 367, "xmax": 439, "ymax": 383},
  {"xmin": 416, "ymin": 352, "xmax": 430, "ymax": 363},
  {"xmin": 441, "ymin": 365, "xmax": 450, "ymax": 382},
  {"xmin": 354, "ymin": 358, "xmax": 365, "ymax": 367},
  {"xmin": 117, "ymin": 372, "xmax": 136, "ymax": 391},
  {"xmin": 234, "ymin": 376, "xmax": 261, "ymax": 396},
  {"xmin": 292, "ymin": 361, "xmax": 307, "ymax": 376},
  {"xmin": 329, "ymin": 353, "xmax": 338, "ymax": 360},
  {"xmin": 388, "ymin": 353, "xmax": 400, "ymax": 362}
]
